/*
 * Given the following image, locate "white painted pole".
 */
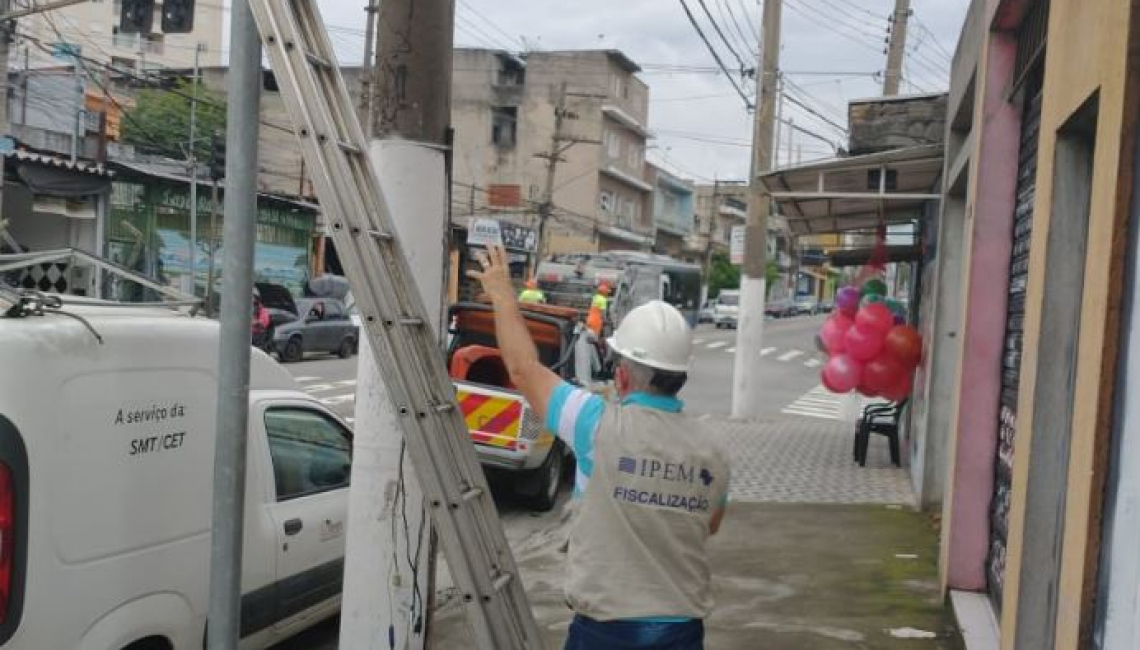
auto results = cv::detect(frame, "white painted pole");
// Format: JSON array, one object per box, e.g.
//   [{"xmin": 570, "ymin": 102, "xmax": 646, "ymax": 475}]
[{"xmin": 340, "ymin": 140, "xmax": 446, "ymax": 650}]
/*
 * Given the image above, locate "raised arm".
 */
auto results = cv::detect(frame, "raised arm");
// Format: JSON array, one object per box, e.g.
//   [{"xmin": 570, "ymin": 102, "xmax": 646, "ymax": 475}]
[{"xmin": 467, "ymin": 246, "xmax": 562, "ymax": 423}]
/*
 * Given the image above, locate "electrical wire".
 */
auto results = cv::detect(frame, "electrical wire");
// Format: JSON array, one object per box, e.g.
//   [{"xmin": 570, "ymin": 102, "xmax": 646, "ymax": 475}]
[
  {"xmin": 678, "ymin": 0, "xmax": 754, "ymax": 110},
  {"xmin": 715, "ymin": 0, "xmax": 757, "ymax": 60},
  {"xmin": 694, "ymin": 0, "xmax": 749, "ymax": 71},
  {"xmin": 783, "ymin": 0, "xmax": 884, "ymax": 55}
]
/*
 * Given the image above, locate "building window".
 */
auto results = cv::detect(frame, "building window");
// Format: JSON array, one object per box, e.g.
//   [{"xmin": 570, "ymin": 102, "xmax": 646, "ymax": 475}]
[
  {"xmin": 496, "ymin": 62, "xmax": 525, "ymax": 86},
  {"xmin": 491, "ymin": 107, "xmax": 517, "ymax": 147},
  {"xmin": 627, "ymin": 144, "xmax": 642, "ymax": 169},
  {"xmin": 599, "ymin": 191, "xmax": 614, "ymax": 214},
  {"xmin": 605, "ymin": 129, "xmax": 620, "ymax": 159},
  {"xmin": 111, "ymin": 26, "xmax": 138, "ymax": 49}
]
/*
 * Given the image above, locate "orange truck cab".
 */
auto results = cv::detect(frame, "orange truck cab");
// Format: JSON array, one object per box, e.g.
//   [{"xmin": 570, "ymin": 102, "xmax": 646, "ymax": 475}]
[{"xmin": 446, "ymin": 301, "xmax": 583, "ymax": 511}]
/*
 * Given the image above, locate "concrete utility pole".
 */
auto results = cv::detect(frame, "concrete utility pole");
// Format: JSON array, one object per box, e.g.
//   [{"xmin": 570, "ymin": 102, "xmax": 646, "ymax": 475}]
[
  {"xmin": 207, "ymin": 0, "xmax": 260, "ymax": 646},
  {"xmin": 535, "ymin": 85, "xmax": 601, "ymax": 258},
  {"xmin": 882, "ymin": 0, "xmax": 911, "ymax": 96},
  {"xmin": 341, "ymin": 1, "xmax": 454, "ymax": 648},
  {"xmin": 731, "ymin": 0, "xmax": 781, "ymax": 420},
  {"xmin": 0, "ymin": 4, "xmax": 9, "ymax": 248}
]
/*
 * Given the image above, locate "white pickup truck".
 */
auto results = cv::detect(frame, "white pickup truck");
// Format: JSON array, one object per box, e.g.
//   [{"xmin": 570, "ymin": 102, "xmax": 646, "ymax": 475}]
[{"xmin": 0, "ymin": 293, "xmax": 349, "ymax": 649}]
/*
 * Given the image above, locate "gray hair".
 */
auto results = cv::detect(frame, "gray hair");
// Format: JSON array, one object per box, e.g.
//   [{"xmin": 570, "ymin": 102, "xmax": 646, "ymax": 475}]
[{"xmin": 619, "ymin": 357, "xmax": 688, "ymax": 396}]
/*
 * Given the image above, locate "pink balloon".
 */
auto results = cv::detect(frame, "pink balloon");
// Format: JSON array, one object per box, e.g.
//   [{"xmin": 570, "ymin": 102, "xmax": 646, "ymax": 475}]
[
  {"xmin": 822, "ymin": 354, "xmax": 863, "ymax": 393},
  {"xmin": 819, "ymin": 313, "xmax": 855, "ymax": 356},
  {"xmin": 835, "ymin": 286, "xmax": 861, "ymax": 312},
  {"xmin": 856, "ymin": 302, "xmax": 895, "ymax": 334},
  {"xmin": 844, "ymin": 322, "xmax": 885, "ymax": 362}
]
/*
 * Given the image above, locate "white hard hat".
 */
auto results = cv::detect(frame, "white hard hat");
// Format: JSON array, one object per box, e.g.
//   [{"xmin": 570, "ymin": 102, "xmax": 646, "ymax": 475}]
[{"xmin": 607, "ymin": 300, "xmax": 693, "ymax": 373}]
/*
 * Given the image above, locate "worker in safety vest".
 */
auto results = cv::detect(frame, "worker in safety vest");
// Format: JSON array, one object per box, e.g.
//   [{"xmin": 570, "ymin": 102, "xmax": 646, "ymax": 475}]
[
  {"xmin": 518, "ymin": 278, "xmax": 546, "ymax": 304},
  {"xmin": 586, "ymin": 282, "xmax": 610, "ymax": 336},
  {"xmin": 468, "ymin": 246, "xmax": 730, "ymax": 650}
]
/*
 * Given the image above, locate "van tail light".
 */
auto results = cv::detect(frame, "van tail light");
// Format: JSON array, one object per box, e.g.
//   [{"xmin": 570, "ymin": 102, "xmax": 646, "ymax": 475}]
[{"xmin": 0, "ymin": 462, "xmax": 14, "ymax": 624}]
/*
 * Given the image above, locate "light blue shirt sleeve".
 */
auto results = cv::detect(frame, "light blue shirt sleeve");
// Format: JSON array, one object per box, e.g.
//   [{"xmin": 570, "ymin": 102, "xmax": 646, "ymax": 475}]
[{"xmin": 545, "ymin": 382, "xmax": 605, "ymax": 492}]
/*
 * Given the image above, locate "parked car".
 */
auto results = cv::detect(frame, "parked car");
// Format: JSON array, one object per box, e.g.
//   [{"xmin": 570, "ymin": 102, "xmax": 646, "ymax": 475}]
[
  {"xmin": 257, "ymin": 282, "xmax": 359, "ymax": 362},
  {"xmin": 765, "ymin": 297, "xmax": 795, "ymax": 318},
  {"xmin": 713, "ymin": 290, "xmax": 740, "ymax": 329},
  {"xmin": 0, "ymin": 297, "xmax": 350, "ymax": 649},
  {"xmin": 794, "ymin": 295, "xmax": 820, "ymax": 315},
  {"xmin": 818, "ymin": 299, "xmax": 835, "ymax": 314}
]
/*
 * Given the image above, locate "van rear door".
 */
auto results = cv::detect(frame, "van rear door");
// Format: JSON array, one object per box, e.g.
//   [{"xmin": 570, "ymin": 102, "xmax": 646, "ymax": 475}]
[{"xmin": 255, "ymin": 403, "xmax": 351, "ymax": 629}]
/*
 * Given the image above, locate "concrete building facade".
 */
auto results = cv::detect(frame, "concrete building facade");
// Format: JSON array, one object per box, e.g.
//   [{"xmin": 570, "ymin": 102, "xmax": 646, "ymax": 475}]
[
  {"xmin": 931, "ymin": 1, "xmax": 1140, "ymax": 649},
  {"xmin": 21, "ymin": 0, "xmax": 226, "ymax": 71}
]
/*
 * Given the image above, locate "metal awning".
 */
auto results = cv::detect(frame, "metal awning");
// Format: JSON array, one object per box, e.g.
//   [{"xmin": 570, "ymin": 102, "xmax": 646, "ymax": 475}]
[
  {"xmin": 829, "ymin": 245, "xmax": 922, "ymax": 267},
  {"xmin": 760, "ymin": 144, "xmax": 943, "ymax": 236}
]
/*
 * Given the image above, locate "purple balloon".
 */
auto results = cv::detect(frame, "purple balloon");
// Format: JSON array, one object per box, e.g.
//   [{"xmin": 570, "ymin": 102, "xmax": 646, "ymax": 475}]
[
  {"xmin": 835, "ymin": 286, "xmax": 861, "ymax": 312},
  {"xmin": 893, "ymin": 313, "xmax": 906, "ymax": 326}
]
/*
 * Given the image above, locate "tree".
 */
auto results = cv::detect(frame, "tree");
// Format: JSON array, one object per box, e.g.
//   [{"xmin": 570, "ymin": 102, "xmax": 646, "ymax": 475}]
[
  {"xmin": 765, "ymin": 260, "xmax": 780, "ymax": 297},
  {"xmin": 122, "ymin": 80, "xmax": 226, "ymax": 160},
  {"xmin": 707, "ymin": 253, "xmax": 740, "ymax": 299}
]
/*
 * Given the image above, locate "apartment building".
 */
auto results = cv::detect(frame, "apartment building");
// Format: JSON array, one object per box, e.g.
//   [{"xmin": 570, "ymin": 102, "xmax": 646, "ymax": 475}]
[
  {"xmin": 450, "ymin": 48, "xmax": 655, "ymax": 256},
  {"xmin": 21, "ymin": 0, "xmax": 226, "ymax": 71}
]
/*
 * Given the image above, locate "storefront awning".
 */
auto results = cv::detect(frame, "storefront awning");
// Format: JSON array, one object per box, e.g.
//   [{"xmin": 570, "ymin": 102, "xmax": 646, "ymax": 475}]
[
  {"xmin": 760, "ymin": 145, "xmax": 943, "ymax": 236},
  {"xmin": 828, "ymin": 245, "xmax": 922, "ymax": 267}
]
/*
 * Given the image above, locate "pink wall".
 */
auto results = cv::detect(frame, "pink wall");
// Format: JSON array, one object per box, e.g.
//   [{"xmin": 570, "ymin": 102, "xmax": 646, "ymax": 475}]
[{"xmin": 945, "ymin": 28, "xmax": 1022, "ymax": 590}]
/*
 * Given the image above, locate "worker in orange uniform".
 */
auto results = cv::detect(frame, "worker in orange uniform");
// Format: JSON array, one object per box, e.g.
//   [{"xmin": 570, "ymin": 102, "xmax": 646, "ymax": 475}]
[{"xmin": 586, "ymin": 282, "xmax": 610, "ymax": 336}]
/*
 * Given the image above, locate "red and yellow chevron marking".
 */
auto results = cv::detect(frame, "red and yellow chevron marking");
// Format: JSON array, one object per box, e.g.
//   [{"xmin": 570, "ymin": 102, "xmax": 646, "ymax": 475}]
[{"xmin": 456, "ymin": 390, "xmax": 522, "ymax": 451}]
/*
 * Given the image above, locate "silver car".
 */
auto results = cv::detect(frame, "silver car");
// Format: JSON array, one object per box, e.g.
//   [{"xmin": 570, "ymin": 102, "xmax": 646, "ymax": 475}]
[{"xmin": 263, "ymin": 289, "xmax": 359, "ymax": 362}]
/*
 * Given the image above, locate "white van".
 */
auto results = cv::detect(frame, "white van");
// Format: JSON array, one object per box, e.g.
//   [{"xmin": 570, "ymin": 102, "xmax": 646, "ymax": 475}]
[
  {"xmin": 713, "ymin": 289, "xmax": 740, "ymax": 329},
  {"xmin": 0, "ymin": 297, "xmax": 350, "ymax": 649}
]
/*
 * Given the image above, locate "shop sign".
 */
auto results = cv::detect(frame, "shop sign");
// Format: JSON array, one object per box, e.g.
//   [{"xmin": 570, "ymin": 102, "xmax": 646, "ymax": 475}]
[{"xmin": 730, "ymin": 225, "xmax": 746, "ymax": 265}]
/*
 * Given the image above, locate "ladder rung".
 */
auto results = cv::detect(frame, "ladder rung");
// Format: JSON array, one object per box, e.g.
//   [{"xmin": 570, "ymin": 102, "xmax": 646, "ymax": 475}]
[
  {"xmin": 338, "ymin": 140, "xmax": 362, "ymax": 155},
  {"xmin": 304, "ymin": 50, "xmax": 333, "ymax": 69},
  {"xmin": 368, "ymin": 229, "xmax": 393, "ymax": 241},
  {"xmin": 491, "ymin": 572, "xmax": 513, "ymax": 593},
  {"xmin": 433, "ymin": 402, "xmax": 457, "ymax": 413},
  {"xmin": 398, "ymin": 317, "xmax": 425, "ymax": 327},
  {"xmin": 461, "ymin": 486, "xmax": 485, "ymax": 501}
]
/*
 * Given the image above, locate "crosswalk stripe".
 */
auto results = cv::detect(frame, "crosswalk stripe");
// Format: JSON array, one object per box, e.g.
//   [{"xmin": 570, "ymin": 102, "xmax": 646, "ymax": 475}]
[
  {"xmin": 706, "ymin": 341, "xmax": 727, "ymax": 349},
  {"xmin": 693, "ymin": 338, "xmax": 706, "ymax": 345},
  {"xmin": 760, "ymin": 347, "xmax": 776, "ymax": 356},
  {"xmin": 303, "ymin": 383, "xmax": 338, "ymax": 393},
  {"xmin": 293, "ymin": 376, "xmax": 322, "ymax": 383},
  {"xmin": 781, "ymin": 407, "xmax": 839, "ymax": 420},
  {"xmin": 345, "ymin": 417, "xmax": 355, "ymax": 424},
  {"xmin": 777, "ymin": 350, "xmax": 804, "ymax": 362},
  {"xmin": 725, "ymin": 347, "xmax": 736, "ymax": 353},
  {"xmin": 804, "ymin": 358, "xmax": 822, "ymax": 368},
  {"xmin": 335, "ymin": 379, "xmax": 358, "ymax": 387},
  {"xmin": 320, "ymin": 394, "xmax": 356, "ymax": 405}
]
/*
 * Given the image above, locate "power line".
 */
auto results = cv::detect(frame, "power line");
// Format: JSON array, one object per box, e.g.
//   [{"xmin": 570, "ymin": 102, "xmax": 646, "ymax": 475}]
[
  {"xmin": 695, "ymin": 0, "xmax": 749, "ymax": 71},
  {"xmin": 809, "ymin": 0, "xmax": 887, "ymax": 31},
  {"xmin": 734, "ymin": 0, "xmax": 761, "ymax": 43},
  {"xmin": 910, "ymin": 14, "xmax": 954, "ymax": 61},
  {"xmin": 678, "ymin": 0, "xmax": 753, "ymax": 109},
  {"xmin": 781, "ymin": 90, "xmax": 847, "ymax": 134},
  {"xmin": 458, "ymin": 0, "xmax": 527, "ymax": 51},
  {"xmin": 783, "ymin": 0, "xmax": 884, "ymax": 54},
  {"xmin": 716, "ymin": 0, "xmax": 757, "ymax": 59}
]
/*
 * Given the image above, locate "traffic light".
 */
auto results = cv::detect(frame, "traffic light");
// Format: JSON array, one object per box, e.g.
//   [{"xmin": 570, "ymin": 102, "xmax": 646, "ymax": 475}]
[
  {"xmin": 209, "ymin": 131, "xmax": 225, "ymax": 181},
  {"xmin": 161, "ymin": 0, "xmax": 195, "ymax": 34},
  {"xmin": 118, "ymin": 0, "xmax": 154, "ymax": 34}
]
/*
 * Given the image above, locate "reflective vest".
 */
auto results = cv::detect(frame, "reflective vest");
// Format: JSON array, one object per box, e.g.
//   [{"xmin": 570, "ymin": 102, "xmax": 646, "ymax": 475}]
[
  {"xmin": 518, "ymin": 288, "xmax": 545, "ymax": 304},
  {"xmin": 591, "ymin": 293, "xmax": 608, "ymax": 311},
  {"xmin": 565, "ymin": 404, "xmax": 731, "ymax": 621}
]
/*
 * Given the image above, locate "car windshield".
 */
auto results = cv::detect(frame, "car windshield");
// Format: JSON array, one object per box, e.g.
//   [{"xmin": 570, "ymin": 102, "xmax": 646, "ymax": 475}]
[{"xmin": 718, "ymin": 293, "xmax": 739, "ymax": 306}]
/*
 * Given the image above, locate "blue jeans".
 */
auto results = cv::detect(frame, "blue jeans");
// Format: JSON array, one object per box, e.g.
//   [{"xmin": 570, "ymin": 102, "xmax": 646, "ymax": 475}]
[{"xmin": 563, "ymin": 615, "xmax": 704, "ymax": 650}]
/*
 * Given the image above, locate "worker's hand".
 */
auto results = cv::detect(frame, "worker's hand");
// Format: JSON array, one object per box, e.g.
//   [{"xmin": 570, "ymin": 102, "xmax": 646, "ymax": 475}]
[{"xmin": 467, "ymin": 246, "xmax": 515, "ymax": 304}]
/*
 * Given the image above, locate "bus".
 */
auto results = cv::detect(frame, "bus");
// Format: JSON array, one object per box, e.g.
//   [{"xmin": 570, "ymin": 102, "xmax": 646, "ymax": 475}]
[{"xmin": 536, "ymin": 251, "xmax": 703, "ymax": 327}]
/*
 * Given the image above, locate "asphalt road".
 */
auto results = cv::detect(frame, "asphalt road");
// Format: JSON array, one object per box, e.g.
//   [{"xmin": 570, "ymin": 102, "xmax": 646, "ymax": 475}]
[{"xmin": 269, "ymin": 312, "xmax": 828, "ymax": 649}]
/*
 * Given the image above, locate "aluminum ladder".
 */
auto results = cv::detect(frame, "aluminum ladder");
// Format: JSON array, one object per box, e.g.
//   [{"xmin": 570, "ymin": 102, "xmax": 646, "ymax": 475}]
[{"xmin": 243, "ymin": 1, "xmax": 544, "ymax": 647}]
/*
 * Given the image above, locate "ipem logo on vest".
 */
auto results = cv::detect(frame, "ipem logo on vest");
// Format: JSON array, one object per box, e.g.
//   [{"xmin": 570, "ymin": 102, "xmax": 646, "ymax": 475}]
[{"xmin": 613, "ymin": 456, "xmax": 714, "ymax": 513}]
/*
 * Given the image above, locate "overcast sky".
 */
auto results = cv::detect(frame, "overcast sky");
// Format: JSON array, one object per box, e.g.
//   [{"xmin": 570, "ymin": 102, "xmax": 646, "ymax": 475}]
[{"xmin": 314, "ymin": 0, "xmax": 970, "ymax": 182}]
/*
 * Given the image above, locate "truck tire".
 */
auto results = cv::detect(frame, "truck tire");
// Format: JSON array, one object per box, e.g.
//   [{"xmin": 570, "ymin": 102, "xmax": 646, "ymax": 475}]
[
  {"xmin": 281, "ymin": 336, "xmax": 304, "ymax": 363},
  {"xmin": 527, "ymin": 443, "xmax": 565, "ymax": 512}
]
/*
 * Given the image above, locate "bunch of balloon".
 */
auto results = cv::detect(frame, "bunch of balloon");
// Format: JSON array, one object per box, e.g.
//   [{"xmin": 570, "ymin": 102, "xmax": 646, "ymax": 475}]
[{"xmin": 816, "ymin": 279, "xmax": 922, "ymax": 402}]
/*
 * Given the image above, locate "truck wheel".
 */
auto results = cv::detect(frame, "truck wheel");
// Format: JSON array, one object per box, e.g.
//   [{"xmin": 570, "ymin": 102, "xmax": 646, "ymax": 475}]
[
  {"xmin": 528, "ymin": 443, "xmax": 564, "ymax": 512},
  {"xmin": 281, "ymin": 337, "xmax": 304, "ymax": 363},
  {"xmin": 337, "ymin": 337, "xmax": 356, "ymax": 359}
]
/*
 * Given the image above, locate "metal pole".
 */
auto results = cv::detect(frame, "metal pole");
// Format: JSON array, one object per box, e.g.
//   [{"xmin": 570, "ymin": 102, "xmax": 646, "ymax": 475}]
[
  {"xmin": 207, "ymin": 0, "xmax": 260, "ymax": 645},
  {"xmin": 205, "ymin": 178, "xmax": 219, "ymax": 316},
  {"xmin": 731, "ymin": 0, "xmax": 780, "ymax": 420},
  {"xmin": 882, "ymin": 0, "xmax": 911, "ymax": 96},
  {"xmin": 0, "ymin": 7, "xmax": 11, "ymax": 243},
  {"xmin": 71, "ymin": 62, "xmax": 83, "ymax": 164},
  {"xmin": 189, "ymin": 44, "xmax": 201, "ymax": 296}
]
